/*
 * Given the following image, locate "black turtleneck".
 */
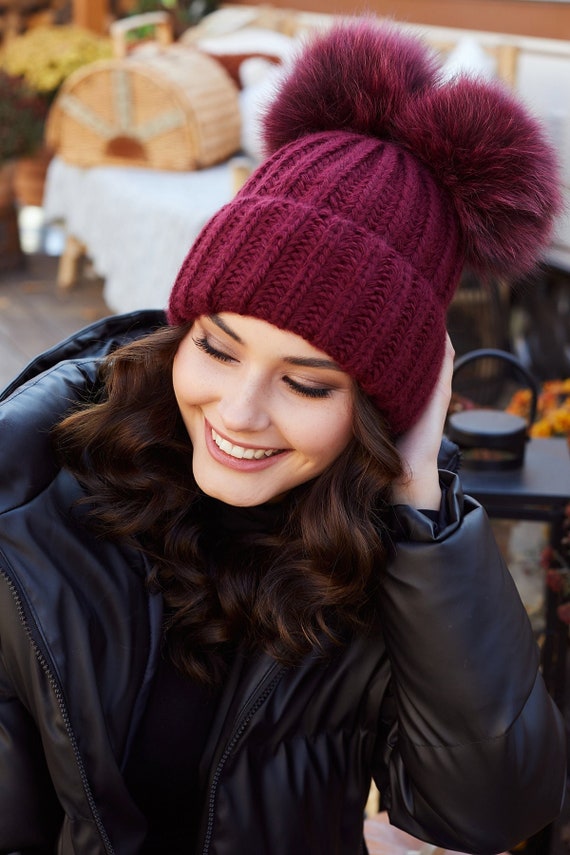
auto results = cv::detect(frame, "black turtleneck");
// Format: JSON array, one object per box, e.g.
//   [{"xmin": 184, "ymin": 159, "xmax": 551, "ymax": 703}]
[
  {"xmin": 123, "ymin": 650, "xmax": 219, "ymax": 851},
  {"xmin": 123, "ymin": 496, "xmax": 290, "ymax": 851}
]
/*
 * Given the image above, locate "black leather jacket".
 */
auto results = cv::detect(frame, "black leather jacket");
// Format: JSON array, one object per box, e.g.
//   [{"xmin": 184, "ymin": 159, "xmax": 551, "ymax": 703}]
[{"xmin": 0, "ymin": 312, "xmax": 565, "ymax": 855}]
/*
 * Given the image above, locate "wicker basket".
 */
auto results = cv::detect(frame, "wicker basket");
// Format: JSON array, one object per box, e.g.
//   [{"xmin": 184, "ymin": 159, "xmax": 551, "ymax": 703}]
[{"xmin": 45, "ymin": 44, "xmax": 241, "ymax": 171}]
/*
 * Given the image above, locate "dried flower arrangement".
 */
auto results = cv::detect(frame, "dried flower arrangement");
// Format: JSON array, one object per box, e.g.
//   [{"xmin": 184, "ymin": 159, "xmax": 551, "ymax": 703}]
[
  {"xmin": 0, "ymin": 25, "xmax": 113, "ymax": 205},
  {"xmin": 0, "ymin": 25, "xmax": 112, "ymax": 99}
]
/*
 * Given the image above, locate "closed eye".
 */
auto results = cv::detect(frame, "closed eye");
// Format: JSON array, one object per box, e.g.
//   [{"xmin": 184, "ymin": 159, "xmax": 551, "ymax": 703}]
[
  {"xmin": 193, "ymin": 335, "xmax": 235, "ymax": 364},
  {"xmin": 194, "ymin": 331, "xmax": 334, "ymax": 397},
  {"xmin": 283, "ymin": 377, "xmax": 333, "ymax": 399}
]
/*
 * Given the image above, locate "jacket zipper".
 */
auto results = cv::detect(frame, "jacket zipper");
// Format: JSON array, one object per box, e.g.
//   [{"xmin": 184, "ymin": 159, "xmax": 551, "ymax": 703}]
[
  {"xmin": 0, "ymin": 567, "xmax": 115, "ymax": 854},
  {"xmin": 201, "ymin": 663, "xmax": 285, "ymax": 854}
]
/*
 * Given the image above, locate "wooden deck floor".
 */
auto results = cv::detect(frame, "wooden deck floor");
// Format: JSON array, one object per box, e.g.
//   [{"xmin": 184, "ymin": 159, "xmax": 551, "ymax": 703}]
[{"xmin": 0, "ymin": 253, "xmax": 110, "ymax": 391}]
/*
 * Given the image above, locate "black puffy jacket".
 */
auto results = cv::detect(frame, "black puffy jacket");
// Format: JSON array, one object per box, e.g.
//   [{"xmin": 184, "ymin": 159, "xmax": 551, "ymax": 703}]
[{"xmin": 0, "ymin": 312, "xmax": 565, "ymax": 854}]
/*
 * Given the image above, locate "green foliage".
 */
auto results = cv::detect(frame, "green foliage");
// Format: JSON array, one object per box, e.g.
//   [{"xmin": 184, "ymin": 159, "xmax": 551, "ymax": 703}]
[{"xmin": 130, "ymin": 0, "xmax": 219, "ymax": 28}]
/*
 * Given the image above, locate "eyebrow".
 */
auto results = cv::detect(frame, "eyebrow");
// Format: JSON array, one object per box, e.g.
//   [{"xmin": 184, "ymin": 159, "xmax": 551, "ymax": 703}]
[
  {"xmin": 209, "ymin": 315, "xmax": 343, "ymax": 372},
  {"xmin": 211, "ymin": 314, "xmax": 242, "ymax": 342},
  {"xmin": 284, "ymin": 356, "xmax": 343, "ymax": 371}
]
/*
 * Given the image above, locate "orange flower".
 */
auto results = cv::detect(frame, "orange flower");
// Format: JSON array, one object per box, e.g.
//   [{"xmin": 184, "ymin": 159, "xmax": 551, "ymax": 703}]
[
  {"xmin": 506, "ymin": 389, "xmax": 531, "ymax": 418},
  {"xmin": 551, "ymin": 410, "xmax": 570, "ymax": 434},
  {"xmin": 530, "ymin": 419, "xmax": 553, "ymax": 438},
  {"xmin": 508, "ymin": 377, "xmax": 570, "ymax": 438}
]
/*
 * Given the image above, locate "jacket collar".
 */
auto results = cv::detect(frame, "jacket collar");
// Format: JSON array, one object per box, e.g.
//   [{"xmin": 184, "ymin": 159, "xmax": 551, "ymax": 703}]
[{"xmin": 0, "ymin": 311, "xmax": 167, "ymax": 513}]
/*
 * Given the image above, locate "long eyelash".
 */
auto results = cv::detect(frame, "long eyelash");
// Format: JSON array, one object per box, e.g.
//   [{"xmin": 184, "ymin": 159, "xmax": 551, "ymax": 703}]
[
  {"xmin": 193, "ymin": 336, "xmax": 331, "ymax": 396},
  {"xmin": 284, "ymin": 377, "xmax": 333, "ymax": 399},
  {"xmin": 193, "ymin": 335, "xmax": 234, "ymax": 363}
]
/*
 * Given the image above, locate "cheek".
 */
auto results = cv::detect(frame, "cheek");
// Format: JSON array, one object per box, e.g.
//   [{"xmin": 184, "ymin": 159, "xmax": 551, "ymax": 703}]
[
  {"xmin": 172, "ymin": 348, "xmax": 193, "ymax": 409},
  {"xmin": 293, "ymin": 401, "xmax": 353, "ymax": 464},
  {"xmin": 324, "ymin": 415, "xmax": 353, "ymax": 462},
  {"xmin": 172, "ymin": 340, "xmax": 211, "ymax": 408}
]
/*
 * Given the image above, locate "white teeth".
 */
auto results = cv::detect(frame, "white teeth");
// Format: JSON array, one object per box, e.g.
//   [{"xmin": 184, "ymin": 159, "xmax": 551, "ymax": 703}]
[{"xmin": 211, "ymin": 429, "xmax": 278, "ymax": 460}]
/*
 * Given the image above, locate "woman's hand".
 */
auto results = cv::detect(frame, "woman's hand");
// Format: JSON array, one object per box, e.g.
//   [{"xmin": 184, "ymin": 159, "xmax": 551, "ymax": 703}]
[{"xmin": 391, "ymin": 334, "xmax": 455, "ymax": 510}]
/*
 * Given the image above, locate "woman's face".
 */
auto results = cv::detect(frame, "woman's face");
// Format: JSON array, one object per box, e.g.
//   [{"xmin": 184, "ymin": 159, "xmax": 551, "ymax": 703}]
[{"xmin": 172, "ymin": 313, "xmax": 354, "ymax": 507}]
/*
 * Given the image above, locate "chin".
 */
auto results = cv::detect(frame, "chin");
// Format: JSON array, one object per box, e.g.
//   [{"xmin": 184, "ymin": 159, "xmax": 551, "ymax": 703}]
[{"xmin": 193, "ymin": 473, "xmax": 278, "ymax": 508}]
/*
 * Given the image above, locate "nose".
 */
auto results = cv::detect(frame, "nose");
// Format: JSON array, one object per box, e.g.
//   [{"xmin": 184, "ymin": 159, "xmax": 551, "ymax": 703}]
[{"xmin": 217, "ymin": 373, "xmax": 272, "ymax": 434}]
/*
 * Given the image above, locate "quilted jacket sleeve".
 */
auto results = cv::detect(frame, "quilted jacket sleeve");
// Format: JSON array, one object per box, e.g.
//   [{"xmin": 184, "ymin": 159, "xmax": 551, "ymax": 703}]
[{"xmin": 374, "ymin": 471, "xmax": 566, "ymax": 854}]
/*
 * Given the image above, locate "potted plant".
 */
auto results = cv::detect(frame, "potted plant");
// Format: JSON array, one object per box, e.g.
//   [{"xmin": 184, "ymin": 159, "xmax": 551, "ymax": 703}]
[
  {"xmin": 0, "ymin": 71, "xmax": 48, "ymax": 208},
  {"xmin": 0, "ymin": 25, "xmax": 112, "ymax": 205}
]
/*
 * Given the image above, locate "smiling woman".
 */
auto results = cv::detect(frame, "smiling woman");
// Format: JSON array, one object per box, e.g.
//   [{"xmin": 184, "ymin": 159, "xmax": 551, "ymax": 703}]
[
  {"xmin": 0, "ymin": 17, "xmax": 566, "ymax": 855},
  {"xmin": 172, "ymin": 314, "xmax": 354, "ymax": 506}
]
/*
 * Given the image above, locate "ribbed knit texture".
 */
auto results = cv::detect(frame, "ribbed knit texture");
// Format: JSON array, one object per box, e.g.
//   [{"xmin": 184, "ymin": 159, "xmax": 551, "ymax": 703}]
[{"xmin": 169, "ymin": 131, "xmax": 460, "ymax": 433}]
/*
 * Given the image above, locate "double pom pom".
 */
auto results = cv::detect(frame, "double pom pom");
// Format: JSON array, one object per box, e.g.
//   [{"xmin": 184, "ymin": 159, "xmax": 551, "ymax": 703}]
[{"xmin": 263, "ymin": 20, "xmax": 561, "ymax": 277}]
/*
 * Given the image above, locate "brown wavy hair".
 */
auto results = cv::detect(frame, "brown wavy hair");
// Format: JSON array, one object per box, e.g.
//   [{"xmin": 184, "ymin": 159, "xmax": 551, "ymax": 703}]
[{"xmin": 54, "ymin": 323, "xmax": 404, "ymax": 683}]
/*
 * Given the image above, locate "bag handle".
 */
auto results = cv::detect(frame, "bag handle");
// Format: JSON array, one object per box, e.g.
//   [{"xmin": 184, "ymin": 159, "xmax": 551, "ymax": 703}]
[
  {"xmin": 452, "ymin": 348, "xmax": 539, "ymax": 428},
  {"xmin": 110, "ymin": 12, "xmax": 173, "ymax": 59}
]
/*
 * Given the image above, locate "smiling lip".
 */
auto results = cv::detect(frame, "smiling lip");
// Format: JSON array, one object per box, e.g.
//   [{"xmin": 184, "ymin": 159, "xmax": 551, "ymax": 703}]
[{"xmin": 204, "ymin": 421, "xmax": 288, "ymax": 471}]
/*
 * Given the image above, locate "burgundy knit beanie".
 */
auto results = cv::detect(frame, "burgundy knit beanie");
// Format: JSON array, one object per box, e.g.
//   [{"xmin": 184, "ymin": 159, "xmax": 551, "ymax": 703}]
[{"xmin": 168, "ymin": 20, "xmax": 560, "ymax": 434}]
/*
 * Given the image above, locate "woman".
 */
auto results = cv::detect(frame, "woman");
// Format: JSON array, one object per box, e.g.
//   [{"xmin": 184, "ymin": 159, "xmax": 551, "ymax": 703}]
[{"xmin": 0, "ymin": 19, "xmax": 566, "ymax": 855}]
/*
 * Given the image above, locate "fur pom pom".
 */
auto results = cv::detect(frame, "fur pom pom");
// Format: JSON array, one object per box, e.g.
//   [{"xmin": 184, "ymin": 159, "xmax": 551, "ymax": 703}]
[
  {"xmin": 393, "ymin": 78, "xmax": 562, "ymax": 275},
  {"xmin": 261, "ymin": 19, "xmax": 561, "ymax": 278},
  {"xmin": 263, "ymin": 20, "xmax": 440, "ymax": 155}
]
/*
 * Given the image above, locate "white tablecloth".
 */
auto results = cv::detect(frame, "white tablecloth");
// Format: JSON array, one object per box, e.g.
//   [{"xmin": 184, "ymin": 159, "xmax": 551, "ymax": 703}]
[{"xmin": 43, "ymin": 156, "xmax": 235, "ymax": 314}]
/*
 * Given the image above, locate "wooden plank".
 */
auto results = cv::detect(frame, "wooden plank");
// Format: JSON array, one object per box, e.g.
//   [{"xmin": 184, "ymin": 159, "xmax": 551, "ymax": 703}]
[
  {"xmin": 57, "ymin": 235, "xmax": 86, "ymax": 290},
  {"xmin": 224, "ymin": 0, "xmax": 570, "ymax": 40},
  {"xmin": 0, "ymin": 254, "xmax": 109, "ymax": 391},
  {"xmin": 71, "ymin": 0, "xmax": 108, "ymax": 34}
]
